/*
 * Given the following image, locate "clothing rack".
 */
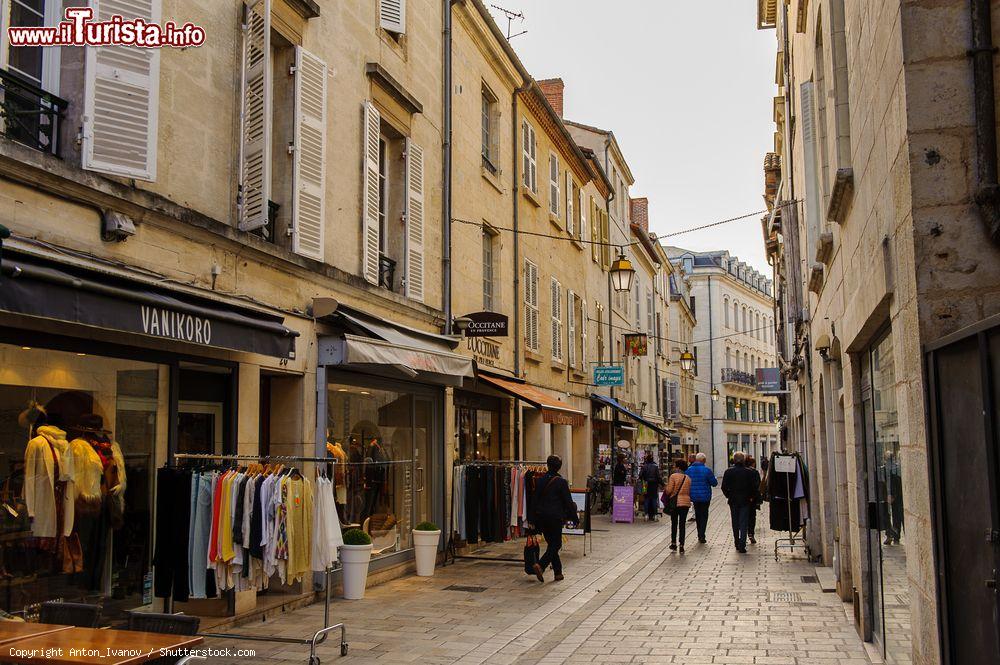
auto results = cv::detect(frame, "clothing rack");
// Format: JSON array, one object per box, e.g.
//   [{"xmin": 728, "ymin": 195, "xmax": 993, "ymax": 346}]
[
  {"xmin": 168, "ymin": 452, "xmax": 348, "ymax": 661},
  {"xmin": 770, "ymin": 450, "xmax": 810, "ymax": 561},
  {"xmin": 443, "ymin": 460, "xmax": 549, "ymax": 566}
]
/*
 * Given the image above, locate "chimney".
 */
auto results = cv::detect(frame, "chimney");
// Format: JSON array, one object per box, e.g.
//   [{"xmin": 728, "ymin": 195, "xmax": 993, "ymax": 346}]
[
  {"xmin": 631, "ymin": 197, "xmax": 649, "ymax": 232},
  {"xmin": 538, "ymin": 78, "xmax": 564, "ymax": 118}
]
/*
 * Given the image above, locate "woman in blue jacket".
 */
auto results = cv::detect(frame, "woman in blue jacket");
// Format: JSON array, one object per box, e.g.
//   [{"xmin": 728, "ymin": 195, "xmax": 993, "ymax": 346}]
[{"xmin": 686, "ymin": 452, "xmax": 718, "ymax": 543}]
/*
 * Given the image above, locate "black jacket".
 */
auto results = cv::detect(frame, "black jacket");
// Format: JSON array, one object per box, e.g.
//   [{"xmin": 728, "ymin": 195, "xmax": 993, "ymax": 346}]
[
  {"xmin": 612, "ymin": 463, "xmax": 627, "ymax": 485},
  {"xmin": 639, "ymin": 462, "xmax": 662, "ymax": 488},
  {"xmin": 721, "ymin": 463, "xmax": 761, "ymax": 507},
  {"xmin": 529, "ymin": 472, "xmax": 578, "ymax": 527}
]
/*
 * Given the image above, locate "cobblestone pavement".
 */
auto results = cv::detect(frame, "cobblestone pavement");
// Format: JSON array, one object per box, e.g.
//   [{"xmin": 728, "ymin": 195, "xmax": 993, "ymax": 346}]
[{"xmin": 203, "ymin": 498, "xmax": 871, "ymax": 664}]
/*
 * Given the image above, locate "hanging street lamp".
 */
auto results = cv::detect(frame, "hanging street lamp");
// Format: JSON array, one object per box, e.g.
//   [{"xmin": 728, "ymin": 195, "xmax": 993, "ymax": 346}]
[
  {"xmin": 679, "ymin": 348, "xmax": 695, "ymax": 373},
  {"xmin": 711, "ymin": 387, "xmax": 720, "ymax": 402},
  {"xmin": 609, "ymin": 250, "xmax": 635, "ymax": 293}
]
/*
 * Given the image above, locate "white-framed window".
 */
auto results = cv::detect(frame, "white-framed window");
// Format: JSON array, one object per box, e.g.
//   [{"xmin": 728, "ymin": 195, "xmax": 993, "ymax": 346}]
[
  {"xmin": 481, "ymin": 83, "xmax": 498, "ymax": 174},
  {"xmin": 550, "ymin": 277, "xmax": 563, "ymax": 362},
  {"xmin": 482, "ymin": 226, "xmax": 496, "ymax": 310},
  {"xmin": 646, "ymin": 288, "xmax": 654, "ymax": 338},
  {"xmin": 724, "ymin": 297, "xmax": 730, "ymax": 328},
  {"xmin": 565, "ymin": 172, "xmax": 575, "ymax": 234},
  {"xmin": 524, "ymin": 259, "xmax": 539, "ymax": 352},
  {"xmin": 522, "ymin": 119, "xmax": 537, "ymax": 193},
  {"xmin": 549, "ymin": 152, "xmax": 560, "ymax": 216},
  {"xmin": 3, "ymin": 0, "xmax": 61, "ymax": 92},
  {"xmin": 567, "ymin": 290, "xmax": 577, "ymax": 368}
]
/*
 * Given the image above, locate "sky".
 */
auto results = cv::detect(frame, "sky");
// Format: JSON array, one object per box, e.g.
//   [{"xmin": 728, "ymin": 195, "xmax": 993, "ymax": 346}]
[{"xmin": 488, "ymin": 1, "xmax": 777, "ymax": 273}]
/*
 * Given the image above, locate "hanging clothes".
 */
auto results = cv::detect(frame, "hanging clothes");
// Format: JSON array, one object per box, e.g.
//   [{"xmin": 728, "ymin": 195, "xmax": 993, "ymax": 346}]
[
  {"xmin": 764, "ymin": 452, "xmax": 809, "ymax": 531},
  {"xmin": 311, "ymin": 476, "xmax": 344, "ymax": 571}
]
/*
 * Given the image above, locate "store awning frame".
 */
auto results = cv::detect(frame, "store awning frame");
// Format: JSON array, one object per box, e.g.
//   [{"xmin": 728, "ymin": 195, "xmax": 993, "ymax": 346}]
[
  {"xmin": 0, "ymin": 251, "xmax": 298, "ymax": 358},
  {"xmin": 478, "ymin": 374, "xmax": 586, "ymax": 427},
  {"xmin": 589, "ymin": 393, "xmax": 670, "ymax": 437}
]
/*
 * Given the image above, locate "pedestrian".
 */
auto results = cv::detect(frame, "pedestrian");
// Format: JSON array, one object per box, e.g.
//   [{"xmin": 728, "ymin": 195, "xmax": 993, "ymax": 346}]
[
  {"xmin": 746, "ymin": 456, "xmax": 762, "ymax": 545},
  {"xmin": 639, "ymin": 453, "xmax": 662, "ymax": 521},
  {"xmin": 663, "ymin": 459, "xmax": 691, "ymax": 552},
  {"xmin": 686, "ymin": 452, "xmax": 718, "ymax": 543},
  {"xmin": 687, "ymin": 453, "xmax": 698, "ymax": 523},
  {"xmin": 529, "ymin": 455, "xmax": 580, "ymax": 583},
  {"xmin": 612, "ymin": 453, "xmax": 628, "ymax": 486},
  {"xmin": 721, "ymin": 451, "xmax": 760, "ymax": 553}
]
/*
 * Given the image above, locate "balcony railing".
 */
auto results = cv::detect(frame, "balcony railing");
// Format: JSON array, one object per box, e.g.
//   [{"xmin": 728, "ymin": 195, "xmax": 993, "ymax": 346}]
[
  {"xmin": 721, "ymin": 368, "xmax": 756, "ymax": 387},
  {"xmin": 0, "ymin": 69, "xmax": 68, "ymax": 156}
]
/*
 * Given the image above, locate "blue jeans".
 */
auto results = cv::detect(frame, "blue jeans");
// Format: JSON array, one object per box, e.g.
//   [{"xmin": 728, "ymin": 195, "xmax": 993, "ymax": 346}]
[
  {"xmin": 730, "ymin": 503, "xmax": 750, "ymax": 550},
  {"xmin": 644, "ymin": 490, "xmax": 659, "ymax": 519}
]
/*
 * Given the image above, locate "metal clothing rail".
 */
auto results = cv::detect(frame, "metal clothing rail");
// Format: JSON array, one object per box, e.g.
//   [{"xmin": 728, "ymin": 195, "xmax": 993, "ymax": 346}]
[
  {"xmin": 443, "ymin": 460, "xmax": 549, "ymax": 566},
  {"xmin": 167, "ymin": 452, "xmax": 348, "ymax": 661}
]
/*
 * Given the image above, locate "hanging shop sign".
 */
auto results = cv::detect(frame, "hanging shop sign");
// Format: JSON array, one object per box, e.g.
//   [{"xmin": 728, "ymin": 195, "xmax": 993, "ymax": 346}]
[
  {"xmin": 593, "ymin": 365, "xmax": 625, "ymax": 386},
  {"xmin": 463, "ymin": 311, "xmax": 509, "ymax": 337},
  {"xmin": 756, "ymin": 367, "xmax": 782, "ymax": 393},
  {"xmin": 624, "ymin": 333, "xmax": 648, "ymax": 357}
]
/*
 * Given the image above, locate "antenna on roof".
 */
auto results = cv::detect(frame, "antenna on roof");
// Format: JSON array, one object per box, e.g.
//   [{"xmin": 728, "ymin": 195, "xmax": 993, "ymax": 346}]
[{"xmin": 490, "ymin": 4, "xmax": 527, "ymax": 40}]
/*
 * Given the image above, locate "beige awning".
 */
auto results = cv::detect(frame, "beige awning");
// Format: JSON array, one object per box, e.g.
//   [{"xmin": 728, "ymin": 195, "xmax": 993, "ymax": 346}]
[
  {"xmin": 320, "ymin": 334, "xmax": 473, "ymax": 386},
  {"xmin": 478, "ymin": 374, "xmax": 586, "ymax": 427}
]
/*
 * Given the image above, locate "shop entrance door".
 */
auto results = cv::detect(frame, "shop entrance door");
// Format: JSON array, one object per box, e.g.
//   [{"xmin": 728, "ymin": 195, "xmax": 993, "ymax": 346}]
[{"xmin": 926, "ymin": 317, "xmax": 1000, "ymax": 665}]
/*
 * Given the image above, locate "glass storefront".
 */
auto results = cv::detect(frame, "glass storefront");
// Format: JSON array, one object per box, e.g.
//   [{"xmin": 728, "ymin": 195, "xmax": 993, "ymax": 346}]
[
  {"xmin": 454, "ymin": 391, "xmax": 504, "ymax": 462},
  {"xmin": 862, "ymin": 330, "xmax": 909, "ymax": 663},
  {"xmin": 0, "ymin": 342, "xmax": 167, "ymax": 621},
  {"xmin": 325, "ymin": 374, "xmax": 440, "ymax": 560}
]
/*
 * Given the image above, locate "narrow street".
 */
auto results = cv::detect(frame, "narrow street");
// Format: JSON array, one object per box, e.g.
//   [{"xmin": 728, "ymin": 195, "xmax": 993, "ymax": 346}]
[{"xmin": 207, "ymin": 499, "xmax": 869, "ymax": 664}]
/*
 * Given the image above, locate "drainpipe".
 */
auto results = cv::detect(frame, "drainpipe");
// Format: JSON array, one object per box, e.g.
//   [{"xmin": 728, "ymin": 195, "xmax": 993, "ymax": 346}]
[
  {"xmin": 970, "ymin": 0, "xmax": 1000, "ymax": 244},
  {"xmin": 512, "ymin": 82, "xmax": 529, "ymax": 459},
  {"xmin": 442, "ymin": 0, "xmax": 454, "ymax": 333}
]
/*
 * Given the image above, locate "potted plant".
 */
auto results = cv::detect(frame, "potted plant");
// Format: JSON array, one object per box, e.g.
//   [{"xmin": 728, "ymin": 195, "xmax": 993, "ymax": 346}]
[
  {"xmin": 412, "ymin": 521, "xmax": 441, "ymax": 577},
  {"xmin": 340, "ymin": 528, "xmax": 373, "ymax": 599}
]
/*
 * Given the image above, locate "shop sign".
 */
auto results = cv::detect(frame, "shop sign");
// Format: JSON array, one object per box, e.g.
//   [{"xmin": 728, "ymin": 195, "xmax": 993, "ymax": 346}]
[
  {"xmin": 593, "ymin": 365, "xmax": 624, "ymax": 386},
  {"xmin": 466, "ymin": 336, "xmax": 502, "ymax": 367},
  {"xmin": 543, "ymin": 409, "xmax": 585, "ymax": 427},
  {"xmin": 463, "ymin": 311, "xmax": 509, "ymax": 337},
  {"xmin": 624, "ymin": 333, "xmax": 648, "ymax": 357},
  {"xmin": 755, "ymin": 367, "xmax": 782, "ymax": 393},
  {"xmin": 140, "ymin": 306, "xmax": 212, "ymax": 344},
  {"xmin": 612, "ymin": 485, "xmax": 634, "ymax": 523},
  {"xmin": 565, "ymin": 490, "xmax": 591, "ymax": 535}
]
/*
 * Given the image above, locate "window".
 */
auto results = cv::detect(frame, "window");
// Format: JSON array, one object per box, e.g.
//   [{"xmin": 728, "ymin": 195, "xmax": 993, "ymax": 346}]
[
  {"xmin": 646, "ymin": 289, "xmax": 654, "ymax": 338},
  {"xmin": 768, "ymin": 403, "xmax": 776, "ymax": 422},
  {"xmin": 693, "ymin": 346, "xmax": 699, "ymax": 376},
  {"xmin": 482, "ymin": 227, "xmax": 496, "ymax": 310},
  {"xmin": 481, "ymin": 85, "xmax": 498, "ymax": 174},
  {"xmin": 596, "ymin": 303, "xmax": 605, "ymax": 365},
  {"xmin": 666, "ymin": 381, "xmax": 679, "ymax": 418},
  {"xmin": 524, "ymin": 260, "xmax": 539, "ymax": 352},
  {"xmin": 694, "ymin": 394, "xmax": 700, "ymax": 415},
  {"xmin": 600, "ymin": 209, "xmax": 610, "ymax": 267},
  {"xmin": 550, "ymin": 278, "xmax": 563, "ymax": 361},
  {"xmin": 655, "ymin": 313, "xmax": 663, "ymax": 355},
  {"xmin": 378, "ymin": 137, "xmax": 388, "ymax": 251},
  {"xmin": 733, "ymin": 301, "xmax": 740, "ymax": 331},
  {"xmin": 739, "ymin": 398, "xmax": 750, "ymax": 421},
  {"xmin": 742, "ymin": 306, "xmax": 748, "ymax": 333},
  {"xmin": 379, "ymin": 0, "xmax": 405, "ymax": 34},
  {"xmin": 567, "ymin": 176, "xmax": 580, "ymax": 237},
  {"xmin": 689, "ymin": 295, "xmax": 696, "ymax": 314},
  {"xmin": 726, "ymin": 397, "xmax": 737, "ymax": 420},
  {"xmin": 724, "ymin": 297, "xmax": 730, "ymax": 328},
  {"xmin": 548, "ymin": 153, "xmax": 560, "ymax": 216},
  {"xmin": 522, "ymin": 120, "xmax": 537, "ymax": 193},
  {"xmin": 567, "ymin": 290, "xmax": 577, "ymax": 368},
  {"xmin": 580, "ymin": 299, "xmax": 588, "ymax": 370},
  {"xmin": 726, "ymin": 347, "xmax": 732, "ymax": 369},
  {"xmin": 634, "ymin": 284, "xmax": 641, "ymax": 329}
]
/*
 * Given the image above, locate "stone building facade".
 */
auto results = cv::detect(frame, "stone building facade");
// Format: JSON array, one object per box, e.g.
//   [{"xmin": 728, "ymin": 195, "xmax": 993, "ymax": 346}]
[{"xmin": 759, "ymin": 0, "xmax": 1000, "ymax": 663}]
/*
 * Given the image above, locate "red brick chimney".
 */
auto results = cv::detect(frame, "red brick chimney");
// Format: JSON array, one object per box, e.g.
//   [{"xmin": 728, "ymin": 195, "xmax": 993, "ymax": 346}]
[
  {"xmin": 538, "ymin": 78, "xmax": 564, "ymax": 118},
  {"xmin": 631, "ymin": 197, "xmax": 649, "ymax": 232}
]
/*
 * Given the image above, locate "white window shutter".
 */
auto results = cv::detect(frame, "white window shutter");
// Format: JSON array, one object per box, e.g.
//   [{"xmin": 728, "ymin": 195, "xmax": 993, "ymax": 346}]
[
  {"xmin": 565, "ymin": 173, "xmax": 574, "ymax": 234},
  {"xmin": 581, "ymin": 299, "xmax": 588, "ymax": 370},
  {"xmin": 404, "ymin": 138, "xmax": 425, "ymax": 302},
  {"xmin": 380, "ymin": 0, "xmax": 405, "ymax": 34},
  {"xmin": 290, "ymin": 46, "xmax": 326, "ymax": 261},
  {"xmin": 361, "ymin": 102, "xmax": 381, "ymax": 284},
  {"xmin": 550, "ymin": 278, "xmax": 562, "ymax": 361},
  {"xmin": 579, "ymin": 189, "xmax": 586, "ymax": 241},
  {"xmin": 549, "ymin": 154, "xmax": 559, "ymax": 216},
  {"xmin": 82, "ymin": 0, "xmax": 161, "ymax": 181},
  {"xmin": 237, "ymin": 0, "xmax": 271, "ymax": 231},
  {"xmin": 567, "ymin": 290, "xmax": 576, "ymax": 368}
]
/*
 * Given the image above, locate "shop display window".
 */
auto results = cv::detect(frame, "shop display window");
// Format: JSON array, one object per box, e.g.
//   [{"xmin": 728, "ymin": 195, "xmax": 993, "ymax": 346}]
[
  {"xmin": 455, "ymin": 392, "xmax": 503, "ymax": 462},
  {"xmin": 326, "ymin": 379, "xmax": 436, "ymax": 559},
  {"xmin": 0, "ymin": 343, "xmax": 167, "ymax": 621}
]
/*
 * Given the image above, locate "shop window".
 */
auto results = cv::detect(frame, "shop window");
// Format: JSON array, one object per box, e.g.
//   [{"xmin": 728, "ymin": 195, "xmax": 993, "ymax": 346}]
[
  {"xmin": 177, "ymin": 363, "xmax": 234, "ymax": 455},
  {"xmin": 0, "ymin": 343, "xmax": 167, "ymax": 622},
  {"xmin": 455, "ymin": 392, "xmax": 503, "ymax": 462},
  {"xmin": 326, "ymin": 380, "xmax": 437, "ymax": 557}
]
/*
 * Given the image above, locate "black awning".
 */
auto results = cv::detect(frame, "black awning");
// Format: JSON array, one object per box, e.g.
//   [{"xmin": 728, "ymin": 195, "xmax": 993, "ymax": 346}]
[
  {"xmin": 0, "ymin": 251, "xmax": 298, "ymax": 359},
  {"xmin": 590, "ymin": 393, "xmax": 670, "ymax": 437}
]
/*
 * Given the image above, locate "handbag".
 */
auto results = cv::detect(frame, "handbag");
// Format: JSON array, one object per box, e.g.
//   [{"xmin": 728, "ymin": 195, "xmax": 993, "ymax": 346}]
[
  {"xmin": 0, "ymin": 475, "xmax": 28, "ymax": 535},
  {"xmin": 663, "ymin": 474, "xmax": 689, "ymax": 516},
  {"xmin": 523, "ymin": 534, "xmax": 540, "ymax": 575}
]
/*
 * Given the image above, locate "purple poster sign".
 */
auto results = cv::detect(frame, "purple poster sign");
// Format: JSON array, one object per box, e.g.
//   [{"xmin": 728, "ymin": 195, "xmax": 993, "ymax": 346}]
[{"xmin": 612, "ymin": 485, "xmax": 634, "ymax": 523}]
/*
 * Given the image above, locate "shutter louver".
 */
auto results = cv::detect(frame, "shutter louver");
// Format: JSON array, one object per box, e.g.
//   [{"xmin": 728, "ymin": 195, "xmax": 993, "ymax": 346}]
[
  {"xmin": 237, "ymin": 0, "xmax": 271, "ymax": 231},
  {"xmin": 524, "ymin": 260, "xmax": 539, "ymax": 352},
  {"xmin": 579, "ymin": 189, "xmax": 586, "ymax": 242},
  {"xmin": 550, "ymin": 278, "xmax": 562, "ymax": 361},
  {"xmin": 591, "ymin": 199, "xmax": 599, "ymax": 262},
  {"xmin": 581, "ymin": 299, "xmax": 588, "ymax": 370},
  {"xmin": 380, "ymin": 0, "xmax": 405, "ymax": 34},
  {"xmin": 82, "ymin": 0, "xmax": 161, "ymax": 181},
  {"xmin": 405, "ymin": 139, "xmax": 425, "ymax": 302},
  {"xmin": 362, "ymin": 102, "xmax": 382, "ymax": 285},
  {"xmin": 567, "ymin": 290, "xmax": 576, "ymax": 368},
  {"xmin": 291, "ymin": 46, "xmax": 326, "ymax": 261},
  {"xmin": 566, "ymin": 172, "xmax": 574, "ymax": 235}
]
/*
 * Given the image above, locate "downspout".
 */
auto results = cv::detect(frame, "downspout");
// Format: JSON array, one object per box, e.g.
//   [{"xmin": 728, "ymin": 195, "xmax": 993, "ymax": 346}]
[
  {"xmin": 970, "ymin": 0, "xmax": 1000, "ymax": 243},
  {"xmin": 442, "ymin": 0, "xmax": 454, "ymax": 333},
  {"xmin": 512, "ymin": 82, "xmax": 530, "ymax": 459}
]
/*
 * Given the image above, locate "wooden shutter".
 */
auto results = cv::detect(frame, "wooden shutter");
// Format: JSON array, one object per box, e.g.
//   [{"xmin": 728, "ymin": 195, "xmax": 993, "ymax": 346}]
[
  {"xmin": 581, "ymin": 299, "xmax": 588, "ymax": 370},
  {"xmin": 800, "ymin": 81, "xmax": 821, "ymax": 246},
  {"xmin": 590, "ymin": 199, "xmax": 599, "ymax": 262},
  {"xmin": 361, "ymin": 102, "xmax": 381, "ymax": 284},
  {"xmin": 290, "ymin": 46, "xmax": 326, "ymax": 261},
  {"xmin": 579, "ymin": 189, "xmax": 586, "ymax": 242},
  {"xmin": 567, "ymin": 290, "xmax": 576, "ymax": 368},
  {"xmin": 524, "ymin": 260, "xmax": 539, "ymax": 352},
  {"xmin": 550, "ymin": 278, "xmax": 562, "ymax": 361},
  {"xmin": 380, "ymin": 0, "xmax": 405, "ymax": 33},
  {"xmin": 82, "ymin": 0, "xmax": 161, "ymax": 181},
  {"xmin": 565, "ymin": 173, "xmax": 574, "ymax": 234},
  {"xmin": 549, "ymin": 154, "xmax": 559, "ymax": 216},
  {"xmin": 237, "ymin": 0, "xmax": 271, "ymax": 231},
  {"xmin": 404, "ymin": 138, "xmax": 425, "ymax": 302}
]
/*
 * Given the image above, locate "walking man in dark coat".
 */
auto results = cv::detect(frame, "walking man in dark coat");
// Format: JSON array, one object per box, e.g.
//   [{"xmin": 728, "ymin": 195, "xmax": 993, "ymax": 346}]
[
  {"xmin": 721, "ymin": 451, "xmax": 760, "ymax": 553},
  {"xmin": 530, "ymin": 455, "xmax": 580, "ymax": 582}
]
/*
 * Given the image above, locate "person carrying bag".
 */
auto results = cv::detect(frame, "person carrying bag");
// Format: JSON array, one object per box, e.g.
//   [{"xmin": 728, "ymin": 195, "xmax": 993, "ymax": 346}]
[
  {"xmin": 662, "ymin": 459, "xmax": 693, "ymax": 552},
  {"xmin": 527, "ymin": 456, "xmax": 579, "ymax": 583}
]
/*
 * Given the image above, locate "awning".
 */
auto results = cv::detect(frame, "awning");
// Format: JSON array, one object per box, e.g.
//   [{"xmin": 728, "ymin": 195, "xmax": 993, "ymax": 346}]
[
  {"xmin": 479, "ymin": 374, "xmax": 586, "ymax": 427},
  {"xmin": 317, "ymin": 308, "xmax": 473, "ymax": 386},
  {"xmin": 0, "ymin": 251, "xmax": 298, "ymax": 358},
  {"xmin": 590, "ymin": 393, "xmax": 670, "ymax": 437}
]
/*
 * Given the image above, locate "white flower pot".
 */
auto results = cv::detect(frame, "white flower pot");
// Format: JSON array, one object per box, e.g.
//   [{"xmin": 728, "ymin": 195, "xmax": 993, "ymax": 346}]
[
  {"xmin": 339, "ymin": 543, "xmax": 373, "ymax": 599},
  {"xmin": 412, "ymin": 529, "xmax": 441, "ymax": 577}
]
